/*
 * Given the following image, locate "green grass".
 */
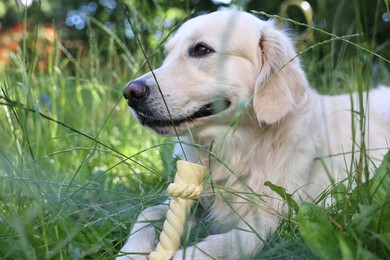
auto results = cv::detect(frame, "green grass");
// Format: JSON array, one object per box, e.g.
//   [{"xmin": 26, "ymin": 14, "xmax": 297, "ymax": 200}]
[
  {"xmin": 0, "ymin": 6, "xmax": 174, "ymax": 258},
  {"xmin": 1, "ymin": 1, "xmax": 390, "ymax": 259}
]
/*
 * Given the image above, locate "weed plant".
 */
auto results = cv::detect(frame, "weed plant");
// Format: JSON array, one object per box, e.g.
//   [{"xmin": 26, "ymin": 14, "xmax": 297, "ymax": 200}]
[{"xmin": 0, "ymin": 1, "xmax": 389, "ymax": 259}]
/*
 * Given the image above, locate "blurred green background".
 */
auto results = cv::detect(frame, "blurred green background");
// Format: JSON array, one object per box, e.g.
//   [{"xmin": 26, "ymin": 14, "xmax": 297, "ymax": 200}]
[{"xmin": 1, "ymin": 0, "xmax": 389, "ymax": 89}]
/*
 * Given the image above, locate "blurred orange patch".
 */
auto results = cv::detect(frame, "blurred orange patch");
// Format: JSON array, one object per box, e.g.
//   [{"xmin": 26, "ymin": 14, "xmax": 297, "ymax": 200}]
[{"xmin": 0, "ymin": 23, "xmax": 84, "ymax": 70}]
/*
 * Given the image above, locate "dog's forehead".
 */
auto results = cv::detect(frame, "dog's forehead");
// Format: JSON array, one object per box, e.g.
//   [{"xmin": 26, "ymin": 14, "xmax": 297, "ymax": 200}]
[
  {"xmin": 165, "ymin": 11, "xmax": 262, "ymax": 51},
  {"xmin": 182, "ymin": 11, "xmax": 260, "ymax": 36}
]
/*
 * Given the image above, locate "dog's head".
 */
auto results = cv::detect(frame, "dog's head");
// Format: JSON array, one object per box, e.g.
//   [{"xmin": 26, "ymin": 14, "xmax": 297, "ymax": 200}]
[{"xmin": 124, "ymin": 11, "xmax": 308, "ymax": 136}]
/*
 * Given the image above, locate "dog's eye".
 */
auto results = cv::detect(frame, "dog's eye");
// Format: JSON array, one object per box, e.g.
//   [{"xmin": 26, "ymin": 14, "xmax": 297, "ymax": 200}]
[{"xmin": 189, "ymin": 43, "xmax": 214, "ymax": 57}]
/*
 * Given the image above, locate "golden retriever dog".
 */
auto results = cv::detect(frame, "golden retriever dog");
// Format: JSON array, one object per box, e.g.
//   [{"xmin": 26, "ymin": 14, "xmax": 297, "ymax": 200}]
[{"xmin": 118, "ymin": 11, "xmax": 390, "ymax": 259}]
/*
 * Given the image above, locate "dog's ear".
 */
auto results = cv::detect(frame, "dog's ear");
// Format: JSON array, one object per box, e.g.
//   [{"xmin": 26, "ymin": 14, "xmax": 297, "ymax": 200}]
[{"xmin": 253, "ymin": 23, "xmax": 308, "ymax": 125}]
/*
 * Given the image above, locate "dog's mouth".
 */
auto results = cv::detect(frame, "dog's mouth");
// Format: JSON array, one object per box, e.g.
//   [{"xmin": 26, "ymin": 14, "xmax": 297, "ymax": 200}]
[{"xmin": 136, "ymin": 99, "xmax": 231, "ymax": 130}]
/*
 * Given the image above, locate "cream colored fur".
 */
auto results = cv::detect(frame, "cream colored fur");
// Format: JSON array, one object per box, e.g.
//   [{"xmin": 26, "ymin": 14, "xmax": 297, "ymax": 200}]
[{"xmin": 117, "ymin": 11, "xmax": 390, "ymax": 259}]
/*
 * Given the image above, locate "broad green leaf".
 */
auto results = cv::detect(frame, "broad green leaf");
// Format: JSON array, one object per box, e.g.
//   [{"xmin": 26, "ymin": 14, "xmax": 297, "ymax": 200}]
[
  {"xmin": 297, "ymin": 202, "xmax": 342, "ymax": 260},
  {"xmin": 369, "ymin": 150, "xmax": 390, "ymax": 232}
]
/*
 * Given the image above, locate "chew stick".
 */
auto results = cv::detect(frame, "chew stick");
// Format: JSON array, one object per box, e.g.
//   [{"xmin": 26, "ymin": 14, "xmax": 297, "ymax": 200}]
[{"xmin": 148, "ymin": 160, "xmax": 206, "ymax": 260}]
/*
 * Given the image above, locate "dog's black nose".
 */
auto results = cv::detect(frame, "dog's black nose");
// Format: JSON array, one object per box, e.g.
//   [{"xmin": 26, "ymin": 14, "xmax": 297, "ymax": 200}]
[{"xmin": 123, "ymin": 80, "xmax": 148, "ymax": 106}]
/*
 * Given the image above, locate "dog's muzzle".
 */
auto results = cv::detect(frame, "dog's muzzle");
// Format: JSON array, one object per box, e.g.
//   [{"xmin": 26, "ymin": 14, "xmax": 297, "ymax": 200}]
[{"xmin": 123, "ymin": 79, "xmax": 231, "ymax": 135}]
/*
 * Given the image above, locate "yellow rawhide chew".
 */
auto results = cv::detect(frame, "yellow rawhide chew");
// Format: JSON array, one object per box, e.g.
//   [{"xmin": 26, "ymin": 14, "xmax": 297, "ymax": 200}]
[{"xmin": 148, "ymin": 160, "xmax": 206, "ymax": 260}]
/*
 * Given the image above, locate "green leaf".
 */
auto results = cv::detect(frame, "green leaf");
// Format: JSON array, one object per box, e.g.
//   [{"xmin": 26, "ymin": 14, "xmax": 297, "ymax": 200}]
[
  {"xmin": 264, "ymin": 181, "xmax": 299, "ymax": 212},
  {"xmin": 337, "ymin": 234, "xmax": 355, "ymax": 259},
  {"xmin": 350, "ymin": 204, "xmax": 377, "ymax": 233},
  {"xmin": 369, "ymin": 150, "xmax": 390, "ymax": 232},
  {"xmin": 297, "ymin": 202, "xmax": 342, "ymax": 260}
]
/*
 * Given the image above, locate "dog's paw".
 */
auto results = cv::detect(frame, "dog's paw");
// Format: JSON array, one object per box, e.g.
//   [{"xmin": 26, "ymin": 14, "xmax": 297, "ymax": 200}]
[{"xmin": 116, "ymin": 237, "xmax": 158, "ymax": 260}]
